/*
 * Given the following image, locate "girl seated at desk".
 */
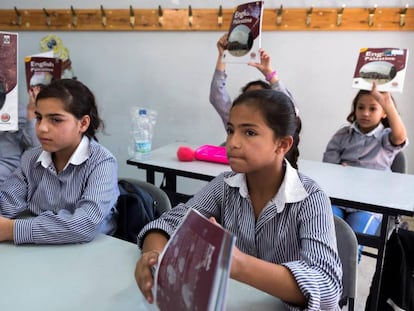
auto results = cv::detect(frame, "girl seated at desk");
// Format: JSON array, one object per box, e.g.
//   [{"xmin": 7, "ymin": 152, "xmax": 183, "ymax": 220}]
[
  {"xmin": 323, "ymin": 81, "xmax": 408, "ymax": 259},
  {"xmin": 0, "ymin": 79, "xmax": 119, "ymax": 244},
  {"xmin": 135, "ymin": 90, "xmax": 342, "ymax": 310}
]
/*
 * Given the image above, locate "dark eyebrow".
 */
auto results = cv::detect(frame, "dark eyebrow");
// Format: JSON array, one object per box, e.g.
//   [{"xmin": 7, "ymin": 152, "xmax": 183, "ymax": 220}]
[{"xmin": 34, "ymin": 111, "xmax": 66, "ymax": 118}]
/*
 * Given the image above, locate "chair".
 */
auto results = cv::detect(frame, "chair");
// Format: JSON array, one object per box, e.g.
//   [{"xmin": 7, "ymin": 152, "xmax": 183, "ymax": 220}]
[
  {"xmin": 334, "ymin": 215, "xmax": 358, "ymax": 311},
  {"xmin": 391, "ymin": 151, "xmax": 406, "ymax": 174},
  {"xmin": 120, "ymin": 178, "xmax": 172, "ymax": 215},
  {"xmin": 114, "ymin": 178, "xmax": 172, "ymax": 243}
]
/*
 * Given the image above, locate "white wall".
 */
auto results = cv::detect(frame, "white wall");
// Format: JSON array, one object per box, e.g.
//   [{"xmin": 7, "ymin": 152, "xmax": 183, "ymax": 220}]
[{"xmin": 2, "ymin": 1, "xmax": 414, "ymax": 187}]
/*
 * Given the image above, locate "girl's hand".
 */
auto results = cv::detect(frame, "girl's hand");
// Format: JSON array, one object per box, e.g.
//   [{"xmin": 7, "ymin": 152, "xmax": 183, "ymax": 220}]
[
  {"xmin": 209, "ymin": 217, "xmax": 244, "ymax": 279},
  {"xmin": 135, "ymin": 250, "xmax": 160, "ymax": 304},
  {"xmin": 370, "ymin": 81, "xmax": 394, "ymax": 110},
  {"xmin": 248, "ymin": 48, "xmax": 273, "ymax": 77},
  {"xmin": 0, "ymin": 217, "xmax": 14, "ymax": 242},
  {"xmin": 216, "ymin": 33, "xmax": 228, "ymax": 56}
]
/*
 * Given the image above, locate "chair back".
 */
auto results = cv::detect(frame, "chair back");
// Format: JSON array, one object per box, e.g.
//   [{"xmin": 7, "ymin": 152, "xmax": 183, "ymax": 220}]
[
  {"xmin": 120, "ymin": 178, "xmax": 172, "ymax": 215},
  {"xmin": 114, "ymin": 178, "xmax": 172, "ymax": 243},
  {"xmin": 391, "ymin": 151, "xmax": 406, "ymax": 174},
  {"xmin": 334, "ymin": 215, "xmax": 358, "ymax": 311}
]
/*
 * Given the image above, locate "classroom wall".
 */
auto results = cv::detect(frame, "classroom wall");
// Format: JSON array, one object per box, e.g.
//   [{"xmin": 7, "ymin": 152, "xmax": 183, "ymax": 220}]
[{"xmin": 2, "ymin": 1, "xmax": 414, "ymax": 189}]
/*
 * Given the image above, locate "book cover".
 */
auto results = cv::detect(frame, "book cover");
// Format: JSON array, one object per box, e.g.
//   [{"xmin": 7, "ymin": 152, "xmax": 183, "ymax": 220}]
[
  {"xmin": 352, "ymin": 47, "xmax": 409, "ymax": 93},
  {"xmin": 24, "ymin": 51, "xmax": 63, "ymax": 92},
  {"xmin": 222, "ymin": 1, "xmax": 264, "ymax": 64},
  {"xmin": 153, "ymin": 208, "xmax": 236, "ymax": 311},
  {"xmin": 0, "ymin": 32, "xmax": 18, "ymax": 131}
]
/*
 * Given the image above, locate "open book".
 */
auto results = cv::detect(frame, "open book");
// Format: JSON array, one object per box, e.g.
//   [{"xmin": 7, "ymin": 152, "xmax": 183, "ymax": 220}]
[
  {"xmin": 222, "ymin": 1, "xmax": 264, "ymax": 64},
  {"xmin": 0, "ymin": 32, "xmax": 18, "ymax": 131},
  {"xmin": 153, "ymin": 208, "xmax": 236, "ymax": 311},
  {"xmin": 24, "ymin": 51, "xmax": 66, "ymax": 92},
  {"xmin": 352, "ymin": 47, "xmax": 409, "ymax": 93}
]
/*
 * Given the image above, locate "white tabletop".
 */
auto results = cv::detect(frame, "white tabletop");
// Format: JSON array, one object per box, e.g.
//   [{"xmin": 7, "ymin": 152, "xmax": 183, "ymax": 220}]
[
  {"xmin": 128, "ymin": 142, "xmax": 414, "ymax": 216},
  {"xmin": 0, "ymin": 234, "xmax": 286, "ymax": 311}
]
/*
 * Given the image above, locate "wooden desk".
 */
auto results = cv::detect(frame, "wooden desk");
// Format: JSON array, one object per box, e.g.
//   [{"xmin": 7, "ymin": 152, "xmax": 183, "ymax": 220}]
[
  {"xmin": 127, "ymin": 142, "xmax": 414, "ymax": 310},
  {"xmin": 0, "ymin": 234, "xmax": 286, "ymax": 311}
]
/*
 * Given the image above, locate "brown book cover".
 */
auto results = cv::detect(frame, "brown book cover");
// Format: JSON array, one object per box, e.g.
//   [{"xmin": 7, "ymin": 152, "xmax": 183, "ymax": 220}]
[
  {"xmin": 24, "ymin": 52, "xmax": 64, "ymax": 92},
  {"xmin": 154, "ymin": 208, "xmax": 236, "ymax": 311},
  {"xmin": 0, "ymin": 32, "xmax": 18, "ymax": 131},
  {"xmin": 352, "ymin": 47, "xmax": 409, "ymax": 93},
  {"xmin": 222, "ymin": 1, "xmax": 264, "ymax": 64}
]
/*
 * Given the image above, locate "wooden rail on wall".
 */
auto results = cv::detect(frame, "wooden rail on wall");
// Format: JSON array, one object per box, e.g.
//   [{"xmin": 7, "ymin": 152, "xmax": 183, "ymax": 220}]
[{"xmin": 0, "ymin": 6, "xmax": 413, "ymax": 31}]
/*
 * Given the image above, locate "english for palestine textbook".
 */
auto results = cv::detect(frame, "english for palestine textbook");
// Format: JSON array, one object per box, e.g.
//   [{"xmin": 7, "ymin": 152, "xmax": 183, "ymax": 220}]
[{"xmin": 222, "ymin": 1, "xmax": 264, "ymax": 64}]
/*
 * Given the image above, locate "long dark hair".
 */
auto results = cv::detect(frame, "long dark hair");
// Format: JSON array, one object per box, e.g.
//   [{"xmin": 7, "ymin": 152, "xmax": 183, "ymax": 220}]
[
  {"xmin": 36, "ymin": 79, "xmax": 104, "ymax": 141},
  {"xmin": 231, "ymin": 89, "xmax": 301, "ymax": 169},
  {"xmin": 346, "ymin": 89, "xmax": 396, "ymax": 128}
]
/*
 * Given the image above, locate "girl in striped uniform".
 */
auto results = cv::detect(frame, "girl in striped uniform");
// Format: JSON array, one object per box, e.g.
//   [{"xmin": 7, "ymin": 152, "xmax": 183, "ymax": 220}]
[
  {"xmin": 136, "ymin": 90, "xmax": 342, "ymax": 310},
  {"xmin": 0, "ymin": 79, "xmax": 119, "ymax": 244}
]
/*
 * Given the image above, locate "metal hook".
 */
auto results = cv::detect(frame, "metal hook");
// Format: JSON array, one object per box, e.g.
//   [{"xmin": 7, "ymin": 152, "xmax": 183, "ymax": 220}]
[
  {"xmin": 70, "ymin": 6, "xmax": 77, "ymax": 27},
  {"xmin": 399, "ymin": 4, "xmax": 408, "ymax": 27},
  {"xmin": 14, "ymin": 6, "xmax": 22, "ymax": 26},
  {"xmin": 188, "ymin": 5, "xmax": 193, "ymax": 27},
  {"xmin": 218, "ymin": 5, "xmax": 223, "ymax": 27},
  {"xmin": 43, "ymin": 8, "xmax": 51, "ymax": 27},
  {"xmin": 336, "ymin": 4, "xmax": 345, "ymax": 26},
  {"xmin": 306, "ymin": 6, "xmax": 314, "ymax": 26},
  {"xmin": 100, "ymin": 5, "xmax": 107, "ymax": 27},
  {"xmin": 129, "ymin": 5, "xmax": 135, "ymax": 28},
  {"xmin": 368, "ymin": 4, "xmax": 377, "ymax": 27},
  {"xmin": 158, "ymin": 5, "xmax": 163, "ymax": 27},
  {"xmin": 276, "ymin": 5, "xmax": 283, "ymax": 26}
]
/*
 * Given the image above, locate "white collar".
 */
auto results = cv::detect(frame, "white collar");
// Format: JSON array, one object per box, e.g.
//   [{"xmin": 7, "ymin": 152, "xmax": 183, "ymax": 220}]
[
  {"xmin": 351, "ymin": 121, "xmax": 384, "ymax": 137},
  {"xmin": 37, "ymin": 136, "xmax": 90, "ymax": 171},
  {"xmin": 224, "ymin": 159, "xmax": 308, "ymax": 213}
]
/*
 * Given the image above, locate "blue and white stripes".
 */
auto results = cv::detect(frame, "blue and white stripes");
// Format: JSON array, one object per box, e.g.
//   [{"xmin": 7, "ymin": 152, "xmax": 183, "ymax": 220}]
[
  {"xmin": 0, "ymin": 138, "xmax": 119, "ymax": 244},
  {"xmin": 139, "ymin": 163, "xmax": 342, "ymax": 310}
]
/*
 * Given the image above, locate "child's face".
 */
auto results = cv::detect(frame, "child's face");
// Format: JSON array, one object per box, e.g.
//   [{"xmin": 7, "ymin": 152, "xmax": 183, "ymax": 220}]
[
  {"xmin": 35, "ymin": 97, "xmax": 90, "ymax": 158},
  {"xmin": 355, "ymin": 94, "xmax": 386, "ymax": 133},
  {"xmin": 226, "ymin": 104, "xmax": 282, "ymax": 173}
]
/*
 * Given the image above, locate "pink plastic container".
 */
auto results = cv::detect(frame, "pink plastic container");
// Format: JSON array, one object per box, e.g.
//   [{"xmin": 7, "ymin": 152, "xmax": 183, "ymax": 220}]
[{"xmin": 194, "ymin": 145, "xmax": 229, "ymax": 164}]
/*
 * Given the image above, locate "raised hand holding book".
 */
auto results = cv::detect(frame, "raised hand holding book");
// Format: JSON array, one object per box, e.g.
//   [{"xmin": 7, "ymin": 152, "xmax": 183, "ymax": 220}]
[{"xmin": 352, "ymin": 47, "xmax": 409, "ymax": 93}]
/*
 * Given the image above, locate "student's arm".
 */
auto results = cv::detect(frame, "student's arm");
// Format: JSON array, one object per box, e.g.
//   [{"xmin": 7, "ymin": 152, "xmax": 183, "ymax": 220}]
[
  {"xmin": 207, "ymin": 216, "xmax": 307, "ymax": 306},
  {"xmin": 209, "ymin": 34, "xmax": 232, "ymax": 128},
  {"xmin": 249, "ymin": 48, "xmax": 298, "ymax": 107},
  {"xmin": 231, "ymin": 248, "xmax": 307, "ymax": 306},
  {"xmin": 371, "ymin": 82, "xmax": 407, "ymax": 146},
  {"xmin": 135, "ymin": 231, "xmax": 169, "ymax": 303},
  {"xmin": 20, "ymin": 86, "xmax": 41, "ymax": 149}
]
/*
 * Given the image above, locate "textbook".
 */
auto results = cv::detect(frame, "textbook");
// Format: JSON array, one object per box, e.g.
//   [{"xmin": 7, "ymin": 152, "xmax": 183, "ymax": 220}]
[
  {"xmin": 153, "ymin": 208, "xmax": 236, "ymax": 311},
  {"xmin": 222, "ymin": 1, "xmax": 264, "ymax": 64},
  {"xmin": 24, "ymin": 51, "xmax": 64, "ymax": 92},
  {"xmin": 352, "ymin": 47, "xmax": 409, "ymax": 93},
  {"xmin": 0, "ymin": 32, "xmax": 18, "ymax": 131}
]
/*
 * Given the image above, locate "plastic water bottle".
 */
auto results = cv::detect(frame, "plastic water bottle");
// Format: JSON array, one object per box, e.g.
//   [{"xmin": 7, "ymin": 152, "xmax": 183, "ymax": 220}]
[{"xmin": 132, "ymin": 108, "xmax": 152, "ymax": 160}]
